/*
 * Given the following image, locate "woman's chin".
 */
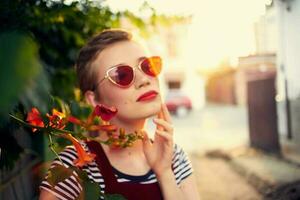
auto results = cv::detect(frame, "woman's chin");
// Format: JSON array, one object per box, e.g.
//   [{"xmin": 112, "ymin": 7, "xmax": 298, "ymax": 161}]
[
  {"xmin": 143, "ymin": 105, "xmax": 161, "ymax": 118},
  {"xmin": 126, "ymin": 106, "xmax": 161, "ymax": 120},
  {"xmin": 143, "ymin": 111, "xmax": 159, "ymax": 119}
]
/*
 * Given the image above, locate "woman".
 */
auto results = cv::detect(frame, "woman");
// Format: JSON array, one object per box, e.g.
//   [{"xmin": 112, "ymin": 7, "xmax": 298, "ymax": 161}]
[{"xmin": 39, "ymin": 29, "xmax": 200, "ymax": 200}]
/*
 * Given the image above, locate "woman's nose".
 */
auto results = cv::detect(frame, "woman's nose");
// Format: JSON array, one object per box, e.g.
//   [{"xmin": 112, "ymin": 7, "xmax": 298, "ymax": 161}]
[{"xmin": 134, "ymin": 68, "xmax": 151, "ymax": 89}]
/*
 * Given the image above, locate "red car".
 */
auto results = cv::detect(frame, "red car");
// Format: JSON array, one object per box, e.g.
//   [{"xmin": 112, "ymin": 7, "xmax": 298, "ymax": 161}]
[{"xmin": 165, "ymin": 90, "xmax": 192, "ymax": 116}]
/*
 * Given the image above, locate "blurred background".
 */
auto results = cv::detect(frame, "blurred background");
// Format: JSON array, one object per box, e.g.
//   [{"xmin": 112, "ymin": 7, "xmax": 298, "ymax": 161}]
[{"xmin": 1, "ymin": 0, "xmax": 300, "ymax": 199}]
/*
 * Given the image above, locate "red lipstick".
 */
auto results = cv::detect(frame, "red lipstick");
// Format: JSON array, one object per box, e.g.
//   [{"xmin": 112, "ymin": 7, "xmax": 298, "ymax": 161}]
[{"xmin": 137, "ymin": 90, "xmax": 158, "ymax": 102}]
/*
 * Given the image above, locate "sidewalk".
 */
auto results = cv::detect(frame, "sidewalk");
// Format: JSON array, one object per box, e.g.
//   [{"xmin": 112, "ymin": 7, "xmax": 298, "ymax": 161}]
[
  {"xmin": 190, "ymin": 153, "xmax": 262, "ymax": 200},
  {"xmin": 219, "ymin": 140, "xmax": 300, "ymax": 199},
  {"xmin": 281, "ymin": 136, "xmax": 300, "ymax": 166}
]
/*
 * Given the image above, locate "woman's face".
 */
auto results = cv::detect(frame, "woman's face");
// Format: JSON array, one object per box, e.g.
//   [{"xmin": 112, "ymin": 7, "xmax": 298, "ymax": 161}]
[{"xmin": 91, "ymin": 40, "xmax": 162, "ymax": 122}]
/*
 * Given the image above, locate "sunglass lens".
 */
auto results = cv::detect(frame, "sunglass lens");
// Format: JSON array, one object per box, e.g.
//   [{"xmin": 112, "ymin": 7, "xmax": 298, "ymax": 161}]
[
  {"xmin": 141, "ymin": 56, "xmax": 162, "ymax": 77},
  {"xmin": 109, "ymin": 65, "xmax": 134, "ymax": 86}
]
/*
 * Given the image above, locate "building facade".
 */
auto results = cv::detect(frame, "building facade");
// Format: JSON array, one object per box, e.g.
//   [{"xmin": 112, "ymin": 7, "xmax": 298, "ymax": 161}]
[{"xmin": 263, "ymin": 0, "xmax": 300, "ymax": 142}]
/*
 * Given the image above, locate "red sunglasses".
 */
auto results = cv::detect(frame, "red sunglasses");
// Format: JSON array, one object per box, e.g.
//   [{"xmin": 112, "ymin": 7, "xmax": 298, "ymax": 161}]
[{"xmin": 93, "ymin": 56, "xmax": 162, "ymax": 89}]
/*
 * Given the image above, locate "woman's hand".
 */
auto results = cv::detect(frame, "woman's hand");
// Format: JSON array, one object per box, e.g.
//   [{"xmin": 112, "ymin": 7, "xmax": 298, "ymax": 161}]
[{"xmin": 142, "ymin": 103, "xmax": 174, "ymax": 177}]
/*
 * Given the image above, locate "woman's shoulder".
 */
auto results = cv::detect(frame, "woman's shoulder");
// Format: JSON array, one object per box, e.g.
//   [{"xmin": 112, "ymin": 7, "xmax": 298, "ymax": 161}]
[
  {"xmin": 172, "ymin": 143, "xmax": 188, "ymax": 161},
  {"xmin": 172, "ymin": 143, "xmax": 193, "ymax": 185}
]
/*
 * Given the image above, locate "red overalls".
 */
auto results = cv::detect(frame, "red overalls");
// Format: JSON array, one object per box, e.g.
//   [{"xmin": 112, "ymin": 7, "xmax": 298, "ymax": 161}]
[{"xmin": 87, "ymin": 140, "xmax": 164, "ymax": 200}]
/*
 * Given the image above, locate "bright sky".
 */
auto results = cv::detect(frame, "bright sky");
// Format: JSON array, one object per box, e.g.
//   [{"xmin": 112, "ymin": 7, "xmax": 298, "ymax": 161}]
[{"xmin": 105, "ymin": 0, "xmax": 268, "ymax": 68}]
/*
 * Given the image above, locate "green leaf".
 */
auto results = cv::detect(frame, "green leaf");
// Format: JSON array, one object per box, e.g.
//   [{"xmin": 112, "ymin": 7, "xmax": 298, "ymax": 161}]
[
  {"xmin": 49, "ymin": 95, "xmax": 71, "ymax": 117},
  {"xmin": 83, "ymin": 178, "xmax": 103, "ymax": 200},
  {"xmin": 73, "ymin": 168, "xmax": 103, "ymax": 200},
  {"xmin": 46, "ymin": 165, "xmax": 75, "ymax": 187},
  {"xmin": 104, "ymin": 194, "xmax": 127, "ymax": 200}
]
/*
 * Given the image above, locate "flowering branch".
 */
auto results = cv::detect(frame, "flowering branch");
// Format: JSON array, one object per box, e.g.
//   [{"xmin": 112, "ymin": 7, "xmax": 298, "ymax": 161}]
[{"xmin": 10, "ymin": 104, "xmax": 144, "ymax": 167}]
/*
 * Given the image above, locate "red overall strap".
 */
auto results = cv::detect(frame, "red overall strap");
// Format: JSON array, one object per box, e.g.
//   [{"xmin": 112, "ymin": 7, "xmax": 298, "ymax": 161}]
[{"xmin": 86, "ymin": 140, "xmax": 163, "ymax": 200}]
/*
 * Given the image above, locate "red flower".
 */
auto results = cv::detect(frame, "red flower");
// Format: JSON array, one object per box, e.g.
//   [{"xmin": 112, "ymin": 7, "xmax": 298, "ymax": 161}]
[
  {"xmin": 68, "ymin": 104, "xmax": 118, "ymax": 133},
  {"xmin": 26, "ymin": 108, "xmax": 45, "ymax": 132},
  {"xmin": 94, "ymin": 104, "xmax": 117, "ymax": 121},
  {"xmin": 46, "ymin": 109, "xmax": 67, "ymax": 130},
  {"xmin": 61, "ymin": 134, "xmax": 96, "ymax": 167}
]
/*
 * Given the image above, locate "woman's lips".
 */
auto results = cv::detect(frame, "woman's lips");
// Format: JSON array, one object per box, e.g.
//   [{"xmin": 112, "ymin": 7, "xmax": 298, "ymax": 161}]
[{"xmin": 137, "ymin": 90, "xmax": 158, "ymax": 102}]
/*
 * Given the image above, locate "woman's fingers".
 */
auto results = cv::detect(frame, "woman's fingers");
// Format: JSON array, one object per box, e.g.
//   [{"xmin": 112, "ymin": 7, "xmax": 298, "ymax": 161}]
[
  {"xmin": 153, "ymin": 118, "xmax": 173, "ymax": 134},
  {"xmin": 155, "ymin": 130, "xmax": 173, "ymax": 144},
  {"xmin": 153, "ymin": 103, "xmax": 174, "ymax": 145},
  {"xmin": 156, "ymin": 110, "xmax": 164, "ymax": 131},
  {"xmin": 154, "ymin": 103, "xmax": 173, "ymax": 132},
  {"xmin": 161, "ymin": 103, "xmax": 172, "ymax": 123}
]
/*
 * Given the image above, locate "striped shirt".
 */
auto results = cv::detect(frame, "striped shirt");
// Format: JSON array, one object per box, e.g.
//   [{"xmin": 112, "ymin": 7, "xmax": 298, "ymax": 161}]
[{"xmin": 40, "ymin": 142, "xmax": 193, "ymax": 200}]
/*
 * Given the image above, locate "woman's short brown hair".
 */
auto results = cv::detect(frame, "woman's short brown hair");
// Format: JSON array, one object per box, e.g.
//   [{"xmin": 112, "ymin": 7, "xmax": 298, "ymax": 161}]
[{"xmin": 75, "ymin": 29, "xmax": 132, "ymax": 95}]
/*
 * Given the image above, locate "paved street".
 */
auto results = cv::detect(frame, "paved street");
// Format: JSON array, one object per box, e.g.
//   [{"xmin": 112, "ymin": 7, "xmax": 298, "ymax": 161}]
[
  {"xmin": 172, "ymin": 103, "xmax": 250, "ymax": 154},
  {"xmin": 165, "ymin": 104, "xmax": 262, "ymax": 199}
]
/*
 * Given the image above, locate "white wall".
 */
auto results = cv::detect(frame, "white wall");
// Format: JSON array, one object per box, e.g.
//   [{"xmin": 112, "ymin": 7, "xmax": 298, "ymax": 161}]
[
  {"xmin": 254, "ymin": 6, "xmax": 278, "ymax": 54},
  {"xmin": 277, "ymin": 0, "xmax": 300, "ymax": 99},
  {"xmin": 275, "ymin": 0, "xmax": 300, "ymax": 140}
]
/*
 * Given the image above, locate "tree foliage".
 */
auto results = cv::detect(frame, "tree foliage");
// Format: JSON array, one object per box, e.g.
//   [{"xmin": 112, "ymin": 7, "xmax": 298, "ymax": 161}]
[{"xmin": 1, "ymin": 0, "xmax": 122, "ymax": 103}]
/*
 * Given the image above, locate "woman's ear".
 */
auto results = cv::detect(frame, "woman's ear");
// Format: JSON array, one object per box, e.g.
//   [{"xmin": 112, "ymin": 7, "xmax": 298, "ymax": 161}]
[{"xmin": 84, "ymin": 90, "xmax": 98, "ymax": 107}]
